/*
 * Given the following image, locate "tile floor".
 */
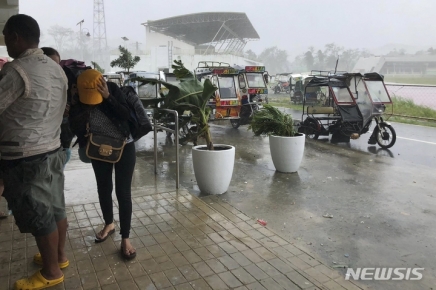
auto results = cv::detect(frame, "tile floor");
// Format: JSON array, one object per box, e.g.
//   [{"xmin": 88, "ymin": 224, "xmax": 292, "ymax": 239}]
[{"xmin": 0, "ymin": 190, "xmax": 364, "ymax": 290}]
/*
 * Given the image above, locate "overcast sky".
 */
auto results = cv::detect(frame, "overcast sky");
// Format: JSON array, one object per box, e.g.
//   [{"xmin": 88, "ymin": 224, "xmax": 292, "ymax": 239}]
[{"xmin": 20, "ymin": 0, "xmax": 436, "ymax": 58}]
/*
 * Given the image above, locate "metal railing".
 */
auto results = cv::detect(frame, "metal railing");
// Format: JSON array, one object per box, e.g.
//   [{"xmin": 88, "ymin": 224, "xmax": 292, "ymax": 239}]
[{"xmin": 153, "ymin": 109, "xmax": 180, "ymax": 189}]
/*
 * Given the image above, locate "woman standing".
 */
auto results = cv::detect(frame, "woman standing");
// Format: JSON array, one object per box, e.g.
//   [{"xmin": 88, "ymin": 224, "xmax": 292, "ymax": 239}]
[{"xmin": 69, "ymin": 69, "xmax": 136, "ymax": 259}]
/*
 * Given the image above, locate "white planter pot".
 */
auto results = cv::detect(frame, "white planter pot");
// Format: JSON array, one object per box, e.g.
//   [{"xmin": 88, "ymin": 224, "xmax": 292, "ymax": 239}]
[
  {"xmin": 269, "ymin": 134, "xmax": 305, "ymax": 173},
  {"xmin": 192, "ymin": 144, "xmax": 235, "ymax": 195}
]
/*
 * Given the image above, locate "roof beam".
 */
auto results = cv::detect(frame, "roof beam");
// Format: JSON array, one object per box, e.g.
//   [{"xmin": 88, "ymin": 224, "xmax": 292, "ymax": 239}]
[
  {"xmin": 203, "ymin": 21, "xmax": 225, "ymax": 55},
  {"xmin": 222, "ymin": 23, "xmax": 242, "ymax": 41}
]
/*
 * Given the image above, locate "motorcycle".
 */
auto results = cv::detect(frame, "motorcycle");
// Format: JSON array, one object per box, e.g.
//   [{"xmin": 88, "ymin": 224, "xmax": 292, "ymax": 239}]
[
  {"xmin": 229, "ymin": 94, "xmax": 262, "ymax": 129},
  {"xmin": 273, "ymin": 73, "xmax": 292, "ymax": 94}
]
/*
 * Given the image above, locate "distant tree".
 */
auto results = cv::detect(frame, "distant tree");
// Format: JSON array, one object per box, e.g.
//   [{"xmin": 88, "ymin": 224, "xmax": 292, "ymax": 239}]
[
  {"xmin": 316, "ymin": 50, "xmax": 325, "ymax": 69},
  {"xmin": 303, "ymin": 51, "xmax": 314, "ymax": 71},
  {"xmin": 360, "ymin": 49, "xmax": 372, "ymax": 58},
  {"xmin": 428, "ymin": 47, "xmax": 436, "ymax": 55},
  {"xmin": 245, "ymin": 49, "xmax": 258, "ymax": 60},
  {"xmin": 110, "ymin": 46, "xmax": 140, "ymax": 73},
  {"xmin": 91, "ymin": 61, "xmax": 105, "ymax": 73},
  {"xmin": 340, "ymin": 49, "xmax": 361, "ymax": 71},
  {"xmin": 386, "ymin": 48, "xmax": 406, "ymax": 57},
  {"xmin": 292, "ymin": 43, "xmax": 370, "ymax": 73},
  {"xmin": 48, "ymin": 25, "xmax": 73, "ymax": 52},
  {"xmin": 290, "ymin": 55, "xmax": 306, "ymax": 72},
  {"xmin": 258, "ymin": 46, "xmax": 290, "ymax": 74},
  {"xmin": 323, "ymin": 43, "xmax": 343, "ymax": 70}
]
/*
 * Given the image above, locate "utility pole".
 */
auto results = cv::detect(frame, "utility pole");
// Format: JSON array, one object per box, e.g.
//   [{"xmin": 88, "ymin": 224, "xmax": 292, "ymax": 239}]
[
  {"xmin": 93, "ymin": 0, "xmax": 108, "ymax": 66},
  {"xmin": 76, "ymin": 19, "xmax": 84, "ymax": 60}
]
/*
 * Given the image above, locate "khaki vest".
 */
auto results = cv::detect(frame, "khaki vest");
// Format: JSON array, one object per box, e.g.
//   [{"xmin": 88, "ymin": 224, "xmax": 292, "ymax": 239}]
[{"xmin": 0, "ymin": 49, "xmax": 68, "ymax": 159}]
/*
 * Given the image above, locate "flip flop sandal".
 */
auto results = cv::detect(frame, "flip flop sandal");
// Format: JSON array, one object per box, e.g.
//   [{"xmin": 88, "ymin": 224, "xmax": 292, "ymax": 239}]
[
  {"xmin": 121, "ymin": 246, "xmax": 136, "ymax": 260},
  {"xmin": 14, "ymin": 270, "xmax": 64, "ymax": 290},
  {"xmin": 33, "ymin": 253, "xmax": 69, "ymax": 269},
  {"xmin": 95, "ymin": 228, "xmax": 115, "ymax": 243}
]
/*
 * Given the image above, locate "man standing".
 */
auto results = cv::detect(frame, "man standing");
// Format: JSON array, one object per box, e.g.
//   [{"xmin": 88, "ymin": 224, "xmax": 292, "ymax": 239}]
[{"xmin": 0, "ymin": 14, "xmax": 68, "ymax": 289}]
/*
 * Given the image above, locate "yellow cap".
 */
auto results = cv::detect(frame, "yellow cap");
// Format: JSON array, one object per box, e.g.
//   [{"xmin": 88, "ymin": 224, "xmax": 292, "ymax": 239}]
[{"xmin": 77, "ymin": 69, "xmax": 103, "ymax": 105}]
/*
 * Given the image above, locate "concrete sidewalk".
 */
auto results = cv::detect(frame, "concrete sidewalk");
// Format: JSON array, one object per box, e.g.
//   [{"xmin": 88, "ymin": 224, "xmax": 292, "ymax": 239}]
[{"xmin": 0, "ymin": 187, "xmax": 364, "ymax": 290}]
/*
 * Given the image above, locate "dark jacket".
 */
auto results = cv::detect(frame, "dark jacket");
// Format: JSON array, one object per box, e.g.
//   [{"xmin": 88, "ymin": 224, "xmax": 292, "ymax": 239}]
[{"xmin": 69, "ymin": 82, "xmax": 131, "ymax": 148}]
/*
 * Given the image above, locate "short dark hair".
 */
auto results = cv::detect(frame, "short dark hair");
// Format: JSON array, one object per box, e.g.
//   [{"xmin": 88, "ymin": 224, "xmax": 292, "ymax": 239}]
[
  {"xmin": 41, "ymin": 47, "xmax": 60, "ymax": 58},
  {"xmin": 4, "ymin": 14, "xmax": 40, "ymax": 44}
]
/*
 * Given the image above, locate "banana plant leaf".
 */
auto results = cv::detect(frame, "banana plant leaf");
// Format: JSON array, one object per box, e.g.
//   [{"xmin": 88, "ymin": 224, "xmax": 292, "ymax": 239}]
[{"xmin": 134, "ymin": 71, "xmax": 218, "ymax": 150}]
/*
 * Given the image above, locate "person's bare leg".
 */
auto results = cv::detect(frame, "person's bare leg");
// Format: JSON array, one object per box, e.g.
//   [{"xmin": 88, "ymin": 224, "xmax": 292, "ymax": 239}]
[
  {"xmin": 96, "ymin": 222, "xmax": 115, "ymax": 240},
  {"xmin": 121, "ymin": 238, "xmax": 136, "ymax": 255},
  {"xmin": 56, "ymin": 218, "xmax": 68, "ymax": 263},
  {"xmin": 35, "ymin": 229, "xmax": 63, "ymax": 280}
]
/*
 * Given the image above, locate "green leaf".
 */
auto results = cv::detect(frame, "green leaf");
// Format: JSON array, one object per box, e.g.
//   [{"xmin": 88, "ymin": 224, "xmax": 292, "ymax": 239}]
[
  {"xmin": 132, "ymin": 61, "xmax": 218, "ymax": 149},
  {"xmin": 248, "ymin": 104, "xmax": 296, "ymax": 137}
]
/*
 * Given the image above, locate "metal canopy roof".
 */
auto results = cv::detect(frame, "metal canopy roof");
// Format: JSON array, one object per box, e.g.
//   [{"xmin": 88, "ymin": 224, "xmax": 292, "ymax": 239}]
[{"xmin": 142, "ymin": 12, "xmax": 260, "ymax": 54}]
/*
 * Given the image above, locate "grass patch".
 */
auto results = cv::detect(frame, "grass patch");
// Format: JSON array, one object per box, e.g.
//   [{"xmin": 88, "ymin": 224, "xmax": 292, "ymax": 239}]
[
  {"xmin": 387, "ymin": 96, "xmax": 436, "ymax": 119},
  {"xmin": 268, "ymin": 96, "xmax": 304, "ymax": 111},
  {"xmin": 387, "ymin": 116, "xmax": 436, "ymax": 128}
]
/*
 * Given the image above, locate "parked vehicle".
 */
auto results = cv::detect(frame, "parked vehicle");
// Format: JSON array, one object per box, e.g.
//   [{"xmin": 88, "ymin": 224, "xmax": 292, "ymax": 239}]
[
  {"xmin": 103, "ymin": 72, "xmax": 123, "ymax": 87},
  {"xmin": 298, "ymin": 71, "xmax": 396, "ymax": 148},
  {"xmin": 195, "ymin": 61, "xmax": 242, "ymax": 120},
  {"xmin": 229, "ymin": 66, "xmax": 268, "ymax": 128},
  {"xmin": 240, "ymin": 66, "xmax": 269, "ymax": 104},
  {"xmin": 196, "ymin": 62, "xmax": 270, "ymax": 129},
  {"xmin": 289, "ymin": 74, "xmax": 320, "ymax": 104},
  {"xmin": 273, "ymin": 73, "xmax": 292, "ymax": 94}
]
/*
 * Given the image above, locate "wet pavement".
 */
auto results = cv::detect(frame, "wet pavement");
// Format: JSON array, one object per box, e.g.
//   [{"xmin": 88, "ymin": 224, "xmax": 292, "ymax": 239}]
[
  {"xmin": 286, "ymin": 108, "xmax": 436, "ymax": 169},
  {"xmin": 0, "ymin": 118, "xmax": 435, "ymax": 289}
]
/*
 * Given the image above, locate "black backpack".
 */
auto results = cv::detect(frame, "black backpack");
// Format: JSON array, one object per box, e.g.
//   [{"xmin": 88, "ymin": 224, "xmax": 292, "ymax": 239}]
[
  {"xmin": 120, "ymin": 86, "xmax": 153, "ymax": 141},
  {"xmin": 60, "ymin": 59, "xmax": 92, "ymax": 148}
]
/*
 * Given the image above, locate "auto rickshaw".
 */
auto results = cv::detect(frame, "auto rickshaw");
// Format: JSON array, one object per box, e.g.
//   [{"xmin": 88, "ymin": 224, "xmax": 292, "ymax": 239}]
[
  {"xmin": 298, "ymin": 71, "xmax": 396, "ymax": 148},
  {"xmin": 290, "ymin": 74, "xmax": 311, "ymax": 104},
  {"xmin": 240, "ymin": 66, "xmax": 269, "ymax": 103},
  {"xmin": 228, "ymin": 66, "xmax": 268, "ymax": 128},
  {"xmin": 273, "ymin": 73, "xmax": 292, "ymax": 94}
]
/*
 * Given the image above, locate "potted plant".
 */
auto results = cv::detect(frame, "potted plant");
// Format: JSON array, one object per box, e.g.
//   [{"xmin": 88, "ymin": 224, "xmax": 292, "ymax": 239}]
[
  {"xmin": 140, "ymin": 61, "xmax": 235, "ymax": 195},
  {"xmin": 249, "ymin": 104, "xmax": 305, "ymax": 173}
]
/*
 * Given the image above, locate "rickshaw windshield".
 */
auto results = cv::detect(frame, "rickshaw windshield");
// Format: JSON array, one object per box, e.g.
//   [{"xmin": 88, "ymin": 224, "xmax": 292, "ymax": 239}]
[
  {"xmin": 350, "ymin": 76, "xmax": 373, "ymax": 124},
  {"xmin": 138, "ymin": 83, "xmax": 158, "ymax": 98},
  {"xmin": 365, "ymin": 81, "xmax": 391, "ymax": 103},
  {"xmin": 218, "ymin": 76, "xmax": 237, "ymax": 99},
  {"xmin": 246, "ymin": 73, "xmax": 267, "ymax": 88},
  {"xmin": 331, "ymin": 86, "xmax": 354, "ymax": 103}
]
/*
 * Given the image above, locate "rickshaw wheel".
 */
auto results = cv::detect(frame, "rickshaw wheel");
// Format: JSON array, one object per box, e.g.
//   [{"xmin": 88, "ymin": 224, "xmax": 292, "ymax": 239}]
[
  {"xmin": 300, "ymin": 119, "xmax": 320, "ymax": 140},
  {"xmin": 230, "ymin": 119, "xmax": 240, "ymax": 129},
  {"xmin": 376, "ymin": 124, "xmax": 396, "ymax": 149}
]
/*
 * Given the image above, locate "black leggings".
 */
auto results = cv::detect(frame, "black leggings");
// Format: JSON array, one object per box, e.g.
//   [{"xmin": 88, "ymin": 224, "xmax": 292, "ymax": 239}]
[{"xmin": 91, "ymin": 142, "xmax": 136, "ymax": 239}]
